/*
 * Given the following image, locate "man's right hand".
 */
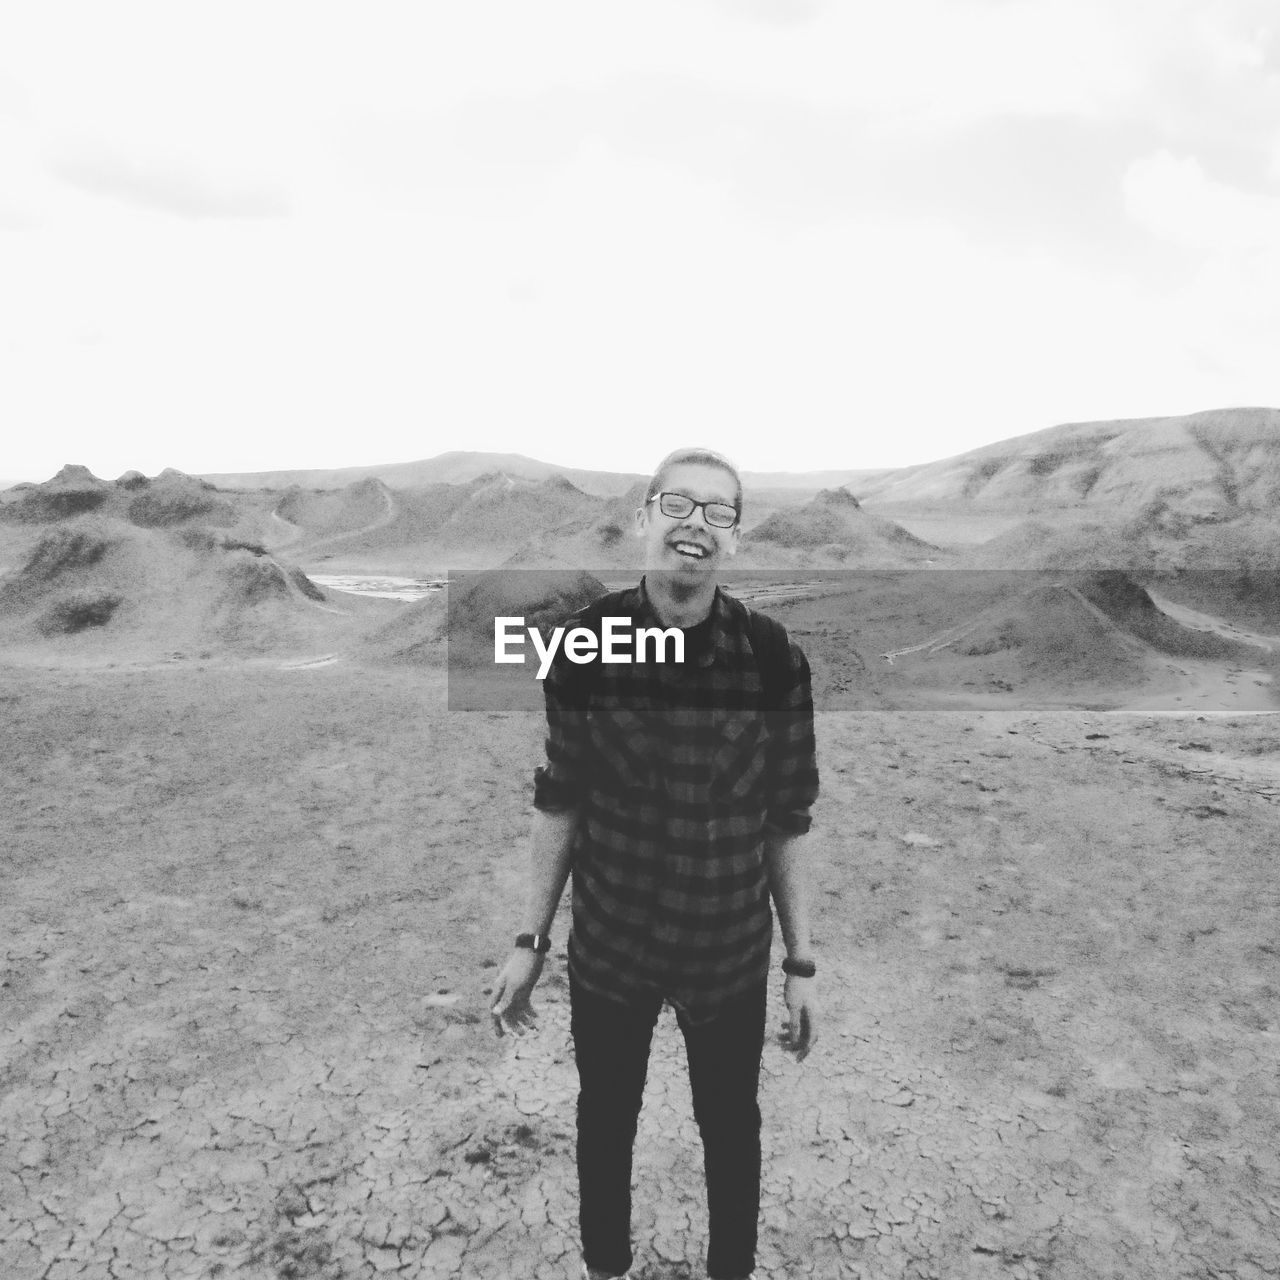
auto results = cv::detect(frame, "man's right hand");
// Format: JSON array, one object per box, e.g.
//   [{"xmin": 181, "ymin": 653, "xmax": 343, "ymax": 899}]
[{"xmin": 490, "ymin": 948, "xmax": 545, "ymax": 1038}]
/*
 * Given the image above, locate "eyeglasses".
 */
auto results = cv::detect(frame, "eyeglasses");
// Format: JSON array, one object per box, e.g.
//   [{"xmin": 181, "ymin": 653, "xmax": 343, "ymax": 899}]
[{"xmin": 649, "ymin": 491, "xmax": 739, "ymax": 529}]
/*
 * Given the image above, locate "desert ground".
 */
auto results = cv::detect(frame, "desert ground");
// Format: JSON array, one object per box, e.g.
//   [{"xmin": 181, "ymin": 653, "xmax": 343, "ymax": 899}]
[
  {"xmin": 3, "ymin": 416, "xmax": 1280, "ymax": 1279},
  {"xmin": 3, "ymin": 611, "xmax": 1279, "ymax": 1280}
]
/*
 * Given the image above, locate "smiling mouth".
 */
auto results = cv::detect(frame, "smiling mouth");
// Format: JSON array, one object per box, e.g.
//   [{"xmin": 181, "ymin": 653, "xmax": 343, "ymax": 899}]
[{"xmin": 671, "ymin": 541, "xmax": 709, "ymax": 559}]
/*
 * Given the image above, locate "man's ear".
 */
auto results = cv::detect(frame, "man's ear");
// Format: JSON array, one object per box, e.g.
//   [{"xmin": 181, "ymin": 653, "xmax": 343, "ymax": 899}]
[
  {"xmin": 633, "ymin": 503, "xmax": 649, "ymax": 538},
  {"xmin": 725, "ymin": 523, "xmax": 741, "ymax": 557}
]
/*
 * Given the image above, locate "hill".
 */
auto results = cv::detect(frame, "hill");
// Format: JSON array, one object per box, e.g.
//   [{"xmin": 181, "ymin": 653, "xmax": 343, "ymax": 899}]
[
  {"xmin": 0, "ymin": 464, "xmax": 274, "ymax": 534},
  {"xmin": 274, "ymin": 473, "xmax": 605, "ymax": 572},
  {"xmin": 757, "ymin": 568, "xmax": 1277, "ymax": 710},
  {"xmin": 8, "ymin": 405, "xmax": 1278, "ymax": 578},
  {"xmin": 0, "ymin": 516, "xmax": 385, "ymax": 662},
  {"xmin": 741, "ymin": 467, "xmax": 893, "ymax": 491},
  {"xmin": 498, "ymin": 481, "xmax": 649, "ymax": 573},
  {"xmin": 198, "ymin": 452, "xmax": 647, "ymax": 498},
  {"xmin": 741, "ymin": 487, "xmax": 942, "ymax": 567},
  {"xmin": 357, "ymin": 568, "xmax": 606, "ymax": 709},
  {"xmin": 492, "ymin": 481, "xmax": 925, "ymax": 572},
  {"xmin": 198, "ymin": 452, "xmax": 888, "ymax": 499},
  {"xmin": 857, "ymin": 407, "xmax": 1280, "ymax": 516}
]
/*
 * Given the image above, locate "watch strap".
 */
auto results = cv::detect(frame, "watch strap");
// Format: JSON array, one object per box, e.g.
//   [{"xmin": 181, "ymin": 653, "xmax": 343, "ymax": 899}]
[
  {"xmin": 782, "ymin": 955, "xmax": 816, "ymax": 978},
  {"xmin": 515, "ymin": 932, "xmax": 551, "ymax": 954}
]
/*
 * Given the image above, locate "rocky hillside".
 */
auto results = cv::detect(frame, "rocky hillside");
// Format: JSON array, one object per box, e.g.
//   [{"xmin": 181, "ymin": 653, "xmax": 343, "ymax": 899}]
[
  {"xmin": 0, "ymin": 516, "xmax": 382, "ymax": 659},
  {"xmin": 742, "ymin": 487, "xmax": 942, "ymax": 567},
  {"xmin": 858, "ymin": 407, "xmax": 1280, "ymax": 516},
  {"xmin": 0, "ymin": 465, "xmax": 246, "ymax": 528}
]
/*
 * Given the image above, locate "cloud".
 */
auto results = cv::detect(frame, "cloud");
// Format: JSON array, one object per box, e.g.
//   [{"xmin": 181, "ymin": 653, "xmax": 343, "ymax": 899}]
[
  {"xmin": 3, "ymin": 0, "xmax": 1278, "ymax": 480},
  {"xmin": 1121, "ymin": 148, "xmax": 1280, "ymax": 391},
  {"xmin": 699, "ymin": 0, "xmax": 829, "ymax": 27},
  {"xmin": 0, "ymin": 116, "xmax": 60, "ymax": 230},
  {"xmin": 0, "ymin": 206, "xmax": 38, "ymax": 231},
  {"xmin": 49, "ymin": 141, "xmax": 291, "ymax": 220},
  {"xmin": 1123, "ymin": 150, "xmax": 1280, "ymax": 251},
  {"xmin": 326, "ymin": 75, "xmax": 1154, "ymax": 272}
]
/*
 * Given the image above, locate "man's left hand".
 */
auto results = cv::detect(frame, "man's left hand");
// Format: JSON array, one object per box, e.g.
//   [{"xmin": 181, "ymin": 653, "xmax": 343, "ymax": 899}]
[{"xmin": 779, "ymin": 974, "xmax": 818, "ymax": 1061}]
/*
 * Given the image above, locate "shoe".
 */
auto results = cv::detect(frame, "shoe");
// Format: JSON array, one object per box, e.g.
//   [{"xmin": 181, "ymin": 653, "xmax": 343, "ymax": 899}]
[{"xmin": 580, "ymin": 1263, "xmax": 634, "ymax": 1280}]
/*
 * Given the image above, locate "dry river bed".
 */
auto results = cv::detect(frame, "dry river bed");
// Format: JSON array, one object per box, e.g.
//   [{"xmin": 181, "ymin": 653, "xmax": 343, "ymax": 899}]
[{"xmin": 2, "ymin": 659, "xmax": 1278, "ymax": 1279}]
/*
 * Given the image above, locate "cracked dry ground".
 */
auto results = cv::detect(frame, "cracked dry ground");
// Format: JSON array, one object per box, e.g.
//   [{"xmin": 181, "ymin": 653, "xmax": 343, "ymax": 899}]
[{"xmin": 3, "ymin": 662, "xmax": 1278, "ymax": 1279}]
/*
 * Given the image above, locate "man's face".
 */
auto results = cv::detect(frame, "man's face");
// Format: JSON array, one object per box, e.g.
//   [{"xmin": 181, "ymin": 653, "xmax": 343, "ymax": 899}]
[{"xmin": 635, "ymin": 461, "xmax": 741, "ymax": 576}]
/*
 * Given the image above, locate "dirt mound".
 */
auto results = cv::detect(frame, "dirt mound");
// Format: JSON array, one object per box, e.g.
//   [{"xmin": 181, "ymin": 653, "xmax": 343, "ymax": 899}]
[
  {"xmin": 275, "ymin": 478, "xmax": 393, "ymax": 541},
  {"xmin": 48, "ymin": 464, "xmax": 107, "ymax": 488},
  {"xmin": 0, "ymin": 516, "xmax": 347, "ymax": 659},
  {"xmin": 1149, "ymin": 569, "xmax": 1280, "ymax": 637},
  {"xmin": 918, "ymin": 577, "xmax": 1151, "ymax": 689},
  {"xmin": 208, "ymin": 550, "xmax": 333, "ymax": 649},
  {"xmin": 437, "ymin": 474, "xmax": 601, "ymax": 552},
  {"xmin": 501, "ymin": 492, "xmax": 647, "ymax": 572},
  {"xmin": 0, "ymin": 465, "xmax": 245, "ymax": 531},
  {"xmin": 746, "ymin": 487, "xmax": 938, "ymax": 566},
  {"xmin": 450, "ymin": 567, "xmax": 605, "ymax": 634},
  {"xmin": 815, "ymin": 486, "xmax": 861, "ymax": 510},
  {"xmin": 1075, "ymin": 572, "xmax": 1258, "ymax": 661},
  {"xmin": 356, "ymin": 592, "xmax": 450, "ymax": 665},
  {"xmin": 126, "ymin": 472, "xmax": 238, "ymax": 527},
  {"xmin": 501, "ymin": 481, "xmax": 649, "ymax": 571},
  {"xmin": 0, "ymin": 464, "xmax": 112, "ymax": 522},
  {"xmin": 361, "ymin": 569, "xmax": 606, "ymax": 667},
  {"xmin": 881, "ymin": 570, "xmax": 1272, "ymax": 701}
]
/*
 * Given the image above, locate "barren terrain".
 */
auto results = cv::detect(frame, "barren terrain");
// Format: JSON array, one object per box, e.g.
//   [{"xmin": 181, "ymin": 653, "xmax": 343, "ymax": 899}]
[
  {"xmin": 4, "ymin": 413, "xmax": 1279, "ymax": 1278},
  {"xmin": 3, "ymin": 638, "xmax": 1279, "ymax": 1280}
]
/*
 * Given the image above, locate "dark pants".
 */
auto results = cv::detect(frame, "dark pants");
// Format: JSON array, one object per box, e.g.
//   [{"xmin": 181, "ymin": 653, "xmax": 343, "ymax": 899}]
[{"xmin": 569, "ymin": 970, "xmax": 767, "ymax": 1280}]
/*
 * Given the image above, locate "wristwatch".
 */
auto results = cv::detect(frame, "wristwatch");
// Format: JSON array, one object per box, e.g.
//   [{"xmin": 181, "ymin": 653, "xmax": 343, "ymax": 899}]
[
  {"xmin": 515, "ymin": 932, "xmax": 552, "ymax": 954},
  {"xmin": 781, "ymin": 955, "xmax": 816, "ymax": 978}
]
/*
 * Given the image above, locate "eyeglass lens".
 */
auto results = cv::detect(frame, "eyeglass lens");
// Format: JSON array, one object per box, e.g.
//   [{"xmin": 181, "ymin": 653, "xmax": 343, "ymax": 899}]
[{"xmin": 658, "ymin": 493, "xmax": 737, "ymax": 527}]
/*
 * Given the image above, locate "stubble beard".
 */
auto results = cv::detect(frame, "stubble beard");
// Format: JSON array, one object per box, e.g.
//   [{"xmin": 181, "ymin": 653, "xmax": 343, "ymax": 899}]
[
  {"xmin": 664, "ymin": 572, "xmax": 703, "ymax": 604},
  {"xmin": 649, "ymin": 549, "xmax": 716, "ymax": 606}
]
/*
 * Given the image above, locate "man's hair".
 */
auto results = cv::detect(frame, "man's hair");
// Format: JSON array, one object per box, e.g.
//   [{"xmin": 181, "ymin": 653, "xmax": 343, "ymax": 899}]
[{"xmin": 645, "ymin": 447, "xmax": 744, "ymax": 516}]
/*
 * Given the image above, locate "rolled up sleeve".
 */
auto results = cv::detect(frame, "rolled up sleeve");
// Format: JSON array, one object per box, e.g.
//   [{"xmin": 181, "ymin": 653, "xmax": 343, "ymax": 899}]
[
  {"xmin": 764, "ymin": 640, "xmax": 819, "ymax": 835},
  {"xmin": 532, "ymin": 647, "xmax": 588, "ymax": 813}
]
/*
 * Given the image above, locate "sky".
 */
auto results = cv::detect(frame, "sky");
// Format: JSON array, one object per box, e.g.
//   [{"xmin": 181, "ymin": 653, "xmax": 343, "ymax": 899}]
[{"xmin": 2, "ymin": 0, "xmax": 1279, "ymax": 483}]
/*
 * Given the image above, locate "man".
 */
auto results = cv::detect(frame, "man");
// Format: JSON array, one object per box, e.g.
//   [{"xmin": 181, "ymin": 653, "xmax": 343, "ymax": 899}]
[{"xmin": 490, "ymin": 447, "xmax": 820, "ymax": 1280}]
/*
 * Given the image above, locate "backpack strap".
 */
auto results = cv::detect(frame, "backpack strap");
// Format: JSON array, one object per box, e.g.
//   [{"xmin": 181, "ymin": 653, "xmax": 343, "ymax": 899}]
[{"xmin": 744, "ymin": 604, "xmax": 791, "ymax": 712}]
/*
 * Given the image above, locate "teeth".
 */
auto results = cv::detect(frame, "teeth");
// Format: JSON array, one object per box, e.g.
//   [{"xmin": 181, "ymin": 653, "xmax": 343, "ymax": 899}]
[{"xmin": 673, "ymin": 542, "xmax": 706, "ymax": 558}]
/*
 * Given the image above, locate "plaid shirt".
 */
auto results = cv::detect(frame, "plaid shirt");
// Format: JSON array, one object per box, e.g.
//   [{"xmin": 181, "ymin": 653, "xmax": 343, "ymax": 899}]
[{"xmin": 533, "ymin": 579, "xmax": 819, "ymax": 1024}]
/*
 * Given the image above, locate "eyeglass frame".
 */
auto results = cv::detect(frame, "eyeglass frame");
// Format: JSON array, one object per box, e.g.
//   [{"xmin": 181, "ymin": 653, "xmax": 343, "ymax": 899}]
[{"xmin": 647, "ymin": 491, "xmax": 740, "ymax": 529}]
